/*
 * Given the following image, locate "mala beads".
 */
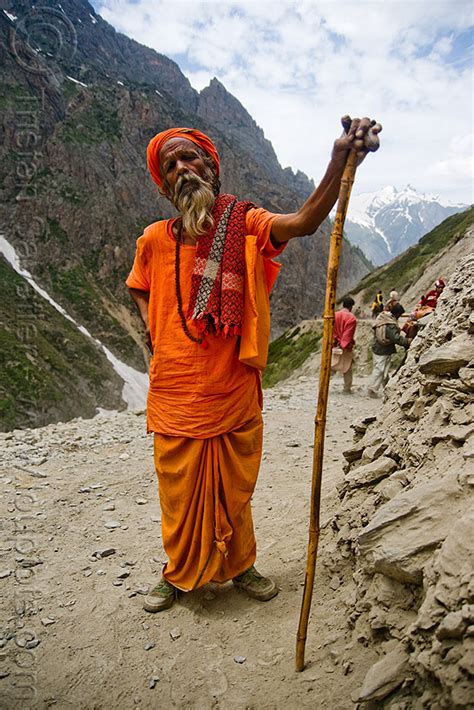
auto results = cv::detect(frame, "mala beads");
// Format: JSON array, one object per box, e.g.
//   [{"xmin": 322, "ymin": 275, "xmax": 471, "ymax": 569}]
[{"xmin": 174, "ymin": 226, "xmax": 208, "ymax": 348}]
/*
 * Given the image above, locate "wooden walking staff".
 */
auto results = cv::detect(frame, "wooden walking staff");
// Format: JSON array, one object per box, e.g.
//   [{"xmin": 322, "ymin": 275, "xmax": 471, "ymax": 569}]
[{"xmin": 295, "ymin": 148, "xmax": 358, "ymax": 672}]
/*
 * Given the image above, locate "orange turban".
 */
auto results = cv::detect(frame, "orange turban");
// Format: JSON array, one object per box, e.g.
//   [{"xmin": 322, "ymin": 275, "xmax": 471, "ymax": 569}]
[{"xmin": 146, "ymin": 127, "xmax": 220, "ymax": 188}]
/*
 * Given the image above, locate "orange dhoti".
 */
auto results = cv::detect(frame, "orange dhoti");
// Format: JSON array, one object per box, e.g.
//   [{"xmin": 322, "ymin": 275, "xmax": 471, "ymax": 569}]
[{"xmin": 153, "ymin": 414, "xmax": 263, "ymax": 591}]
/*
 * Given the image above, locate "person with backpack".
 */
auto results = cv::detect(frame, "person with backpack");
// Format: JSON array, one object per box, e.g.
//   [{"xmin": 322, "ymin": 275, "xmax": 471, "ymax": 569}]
[{"xmin": 368, "ymin": 303, "xmax": 410, "ymax": 397}]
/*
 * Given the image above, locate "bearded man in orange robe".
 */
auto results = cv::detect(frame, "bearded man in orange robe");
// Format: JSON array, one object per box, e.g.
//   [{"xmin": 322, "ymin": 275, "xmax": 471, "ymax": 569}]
[{"xmin": 127, "ymin": 116, "xmax": 381, "ymax": 612}]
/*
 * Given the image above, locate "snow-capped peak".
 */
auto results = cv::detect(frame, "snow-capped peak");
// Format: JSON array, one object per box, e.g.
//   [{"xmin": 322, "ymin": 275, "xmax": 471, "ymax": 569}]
[{"xmin": 342, "ymin": 185, "xmax": 469, "ymax": 267}]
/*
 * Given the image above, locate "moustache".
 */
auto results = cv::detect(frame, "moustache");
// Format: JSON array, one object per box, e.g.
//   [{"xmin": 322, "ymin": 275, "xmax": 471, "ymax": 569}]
[{"xmin": 174, "ymin": 172, "xmax": 210, "ymax": 199}]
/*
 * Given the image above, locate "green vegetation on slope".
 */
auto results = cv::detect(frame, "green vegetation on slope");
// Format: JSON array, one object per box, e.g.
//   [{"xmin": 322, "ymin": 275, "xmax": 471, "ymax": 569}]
[
  {"xmin": 33, "ymin": 258, "xmax": 145, "ymax": 371},
  {"xmin": 0, "ymin": 258, "xmax": 124, "ymax": 431},
  {"xmin": 350, "ymin": 207, "xmax": 474, "ymax": 304},
  {"xmin": 60, "ymin": 86, "xmax": 122, "ymax": 144},
  {"xmin": 263, "ymin": 324, "xmax": 322, "ymax": 388},
  {"xmin": 346, "ymin": 239, "xmax": 374, "ymax": 272}
]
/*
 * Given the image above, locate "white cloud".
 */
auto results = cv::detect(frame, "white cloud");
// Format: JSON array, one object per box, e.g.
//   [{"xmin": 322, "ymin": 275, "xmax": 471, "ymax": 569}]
[{"xmin": 95, "ymin": 0, "xmax": 473, "ymax": 203}]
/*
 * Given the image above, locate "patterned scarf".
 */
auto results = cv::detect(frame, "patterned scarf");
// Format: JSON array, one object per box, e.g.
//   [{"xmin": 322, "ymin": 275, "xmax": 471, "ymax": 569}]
[{"xmin": 188, "ymin": 193, "xmax": 253, "ymax": 337}]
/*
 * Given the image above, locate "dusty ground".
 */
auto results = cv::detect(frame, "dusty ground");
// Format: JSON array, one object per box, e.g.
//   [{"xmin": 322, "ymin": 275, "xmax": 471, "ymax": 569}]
[{"xmin": 1, "ymin": 369, "xmax": 380, "ymax": 709}]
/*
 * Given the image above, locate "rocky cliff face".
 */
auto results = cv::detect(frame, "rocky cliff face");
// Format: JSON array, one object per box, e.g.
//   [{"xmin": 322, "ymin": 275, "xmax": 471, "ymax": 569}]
[
  {"xmin": 0, "ymin": 0, "xmax": 370, "ymax": 430},
  {"xmin": 337, "ymin": 255, "xmax": 474, "ymax": 706}
]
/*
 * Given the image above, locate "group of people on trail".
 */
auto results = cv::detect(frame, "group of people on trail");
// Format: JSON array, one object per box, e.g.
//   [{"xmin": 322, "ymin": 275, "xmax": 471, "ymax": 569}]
[
  {"xmin": 127, "ymin": 117, "xmax": 382, "ymax": 612},
  {"xmin": 332, "ymin": 278, "xmax": 446, "ymax": 398},
  {"xmin": 331, "ymin": 294, "xmax": 408, "ymax": 397},
  {"xmin": 371, "ymin": 289, "xmax": 399, "ymax": 317}
]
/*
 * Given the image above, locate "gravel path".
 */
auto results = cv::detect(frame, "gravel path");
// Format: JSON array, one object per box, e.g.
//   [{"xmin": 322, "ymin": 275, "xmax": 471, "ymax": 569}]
[{"xmin": 1, "ymin": 370, "xmax": 379, "ymax": 709}]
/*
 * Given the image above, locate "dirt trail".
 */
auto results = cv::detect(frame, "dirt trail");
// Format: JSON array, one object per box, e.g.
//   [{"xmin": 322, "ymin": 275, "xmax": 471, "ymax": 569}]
[{"xmin": 1, "ymin": 371, "xmax": 380, "ymax": 709}]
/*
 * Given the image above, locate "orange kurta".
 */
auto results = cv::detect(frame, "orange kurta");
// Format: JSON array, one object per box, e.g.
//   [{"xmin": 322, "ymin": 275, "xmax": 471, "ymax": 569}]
[{"xmin": 126, "ymin": 207, "xmax": 286, "ymax": 590}]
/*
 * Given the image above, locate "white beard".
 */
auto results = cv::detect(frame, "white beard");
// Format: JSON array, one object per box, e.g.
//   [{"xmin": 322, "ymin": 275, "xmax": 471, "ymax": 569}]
[{"xmin": 172, "ymin": 172, "xmax": 215, "ymax": 240}]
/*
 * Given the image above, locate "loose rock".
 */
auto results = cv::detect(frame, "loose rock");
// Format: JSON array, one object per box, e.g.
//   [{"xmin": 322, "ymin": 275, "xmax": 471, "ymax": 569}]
[{"xmin": 358, "ymin": 645, "xmax": 409, "ymax": 702}]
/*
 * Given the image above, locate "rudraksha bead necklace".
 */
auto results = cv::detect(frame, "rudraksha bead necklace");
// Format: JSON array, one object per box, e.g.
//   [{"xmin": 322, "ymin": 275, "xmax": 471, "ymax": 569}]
[{"xmin": 174, "ymin": 221, "xmax": 206, "ymax": 346}]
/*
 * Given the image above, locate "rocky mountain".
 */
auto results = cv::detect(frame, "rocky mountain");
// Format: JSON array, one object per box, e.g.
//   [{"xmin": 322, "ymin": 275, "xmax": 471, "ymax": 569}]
[
  {"xmin": 344, "ymin": 185, "xmax": 469, "ymax": 266},
  {"xmin": 0, "ymin": 0, "xmax": 371, "ymax": 431}
]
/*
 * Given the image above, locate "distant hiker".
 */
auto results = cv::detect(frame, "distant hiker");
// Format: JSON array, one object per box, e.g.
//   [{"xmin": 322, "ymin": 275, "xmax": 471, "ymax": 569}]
[
  {"xmin": 371, "ymin": 290, "xmax": 384, "ymax": 318},
  {"xmin": 126, "ymin": 117, "xmax": 382, "ymax": 612},
  {"xmin": 331, "ymin": 296, "xmax": 357, "ymax": 393},
  {"xmin": 418, "ymin": 278, "xmax": 445, "ymax": 311},
  {"xmin": 368, "ymin": 303, "xmax": 410, "ymax": 397},
  {"xmin": 384, "ymin": 290, "xmax": 399, "ymax": 311},
  {"xmin": 405, "ymin": 278, "xmax": 446, "ymax": 330}
]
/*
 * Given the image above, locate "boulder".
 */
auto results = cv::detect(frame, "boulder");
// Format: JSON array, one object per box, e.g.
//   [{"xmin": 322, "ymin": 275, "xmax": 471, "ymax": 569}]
[
  {"xmin": 451, "ymin": 402, "xmax": 474, "ymax": 425},
  {"xmin": 345, "ymin": 456, "xmax": 397, "ymax": 488},
  {"xmin": 431, "ymin": 423, "xmax": 474, "ymax": 444},
  {"xmin": 358, "ymin": 471, "xmax": 469, "ymax": 584},
  {"xmin": 342, "ymin": 442, "xmax": 365, "ymax": 463},
  {"xmin": 398, "ymin": 384, "xmax": 420, "ymax": 410},
  {"xmin": 459, "ymin": 366, "xmax": 474, "ymax": 390},
  {"xmin": 469, "ymin": 312, "xmax": 474, "ymax": 335},
  {"xmin": 357, "ymin": 645, "xmax": 409, "ymax": 702},
  {"xmin": 436, "ymin": 611, "xmax": 467, "ymax": 640},
  {"xmin": 416, "ymin": 509, "xmax": 474, "ymax": 618},
  {"xmin": 351, "ymin": 415, "xmax": 377, "ymax": 436},
  {"xmin": 361, "ymin": 441, "xmax": 389, "ymax": 463},
  {"xmin": 419, "ymin": 335, "xmax": 474, "ymax": 375},
  {"xmin": 463, "ymin": 438, "xmax": 474, "ymax": 460}
]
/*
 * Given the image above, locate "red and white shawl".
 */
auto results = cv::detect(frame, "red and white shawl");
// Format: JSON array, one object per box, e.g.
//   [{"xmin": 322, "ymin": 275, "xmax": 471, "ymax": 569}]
[{"xmin": 188, "ymin": 193, "xmax": 253, "ymax": 337}]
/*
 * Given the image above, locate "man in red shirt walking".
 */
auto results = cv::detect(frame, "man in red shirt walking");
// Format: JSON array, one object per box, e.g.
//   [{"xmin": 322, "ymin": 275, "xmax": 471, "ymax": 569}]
[{"xmin": 331, "ymin": 296, "xmax": 357, "ymax": 393}]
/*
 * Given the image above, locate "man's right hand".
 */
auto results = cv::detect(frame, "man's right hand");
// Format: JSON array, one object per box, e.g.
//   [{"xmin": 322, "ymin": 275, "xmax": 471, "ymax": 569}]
[
  {"xmin": 145, "ymin": 326, "xmax": 153, "ymax": 355},
  {"xmin": 333, "ymin": 115, "xmax": 382, "ymax": 166}
]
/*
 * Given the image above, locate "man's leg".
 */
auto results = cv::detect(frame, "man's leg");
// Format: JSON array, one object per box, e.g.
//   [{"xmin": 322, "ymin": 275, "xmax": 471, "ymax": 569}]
[
  {"xmin": 343, "ymin": 365, "xmax": 353, "ymax": 392},
  {"xmin": 382, "ymin": 354, "xmax": 392, "ymax": 387},
  {"xmin": 368, "ymin": 353, "xmax": 389, "ymax": 395},
  {"xmin": 342, "ymin": 352, "xmax": 353, "ymax": 393}
]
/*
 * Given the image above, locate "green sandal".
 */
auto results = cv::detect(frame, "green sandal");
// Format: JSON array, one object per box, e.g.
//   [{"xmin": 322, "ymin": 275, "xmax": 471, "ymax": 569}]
[
  {"xmin": 143, "ymin": 577, "xmax": 177, "ymax": 612},
  {"xmin": 233, "ymin": 566, "xmax": 279, "ymax": 601}
]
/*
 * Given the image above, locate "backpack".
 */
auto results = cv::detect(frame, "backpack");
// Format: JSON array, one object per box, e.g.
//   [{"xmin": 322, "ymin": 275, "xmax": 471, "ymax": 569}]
[
  {"xmin": 373, "ymin": 314, "xmax": 394, "ymax": 346},
  {"xmin": 374, "ymin": 324, "xmax": 391, "ymax": 345}
]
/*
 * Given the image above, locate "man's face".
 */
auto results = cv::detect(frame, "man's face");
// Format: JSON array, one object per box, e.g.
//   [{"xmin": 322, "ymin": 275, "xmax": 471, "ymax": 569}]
[
  {"xmin": 158, "ymin": 137, "xmax": 217, "ymax": 240},
  {"xmin": 159, "ymin": 138, "xmax": 210, "ymax": 198}
]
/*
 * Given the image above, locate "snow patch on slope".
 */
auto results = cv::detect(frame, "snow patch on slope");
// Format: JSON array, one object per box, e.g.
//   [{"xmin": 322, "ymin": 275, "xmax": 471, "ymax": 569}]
[{"xmin": 0, "ymin": 235, "xmax": 148, "ymax": 409}]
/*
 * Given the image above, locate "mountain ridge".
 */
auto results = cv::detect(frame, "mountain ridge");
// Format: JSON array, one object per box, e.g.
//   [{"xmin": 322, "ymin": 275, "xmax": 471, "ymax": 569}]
[{"xmin": 344, "ymin": 184, "xmax": 469, "ymax": 266}]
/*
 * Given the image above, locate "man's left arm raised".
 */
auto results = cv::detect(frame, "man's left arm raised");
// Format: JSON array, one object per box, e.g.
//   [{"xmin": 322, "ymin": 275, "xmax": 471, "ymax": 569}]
[{"xmin": 270, "ymin": 115, "xmax": 382, "ymax": 244}]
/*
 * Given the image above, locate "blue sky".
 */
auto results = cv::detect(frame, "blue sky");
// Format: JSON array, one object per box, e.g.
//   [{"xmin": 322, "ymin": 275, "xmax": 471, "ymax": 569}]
[{"xmin": 93, "ymin": 0, "xmax": 473, "ymax": 204}]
